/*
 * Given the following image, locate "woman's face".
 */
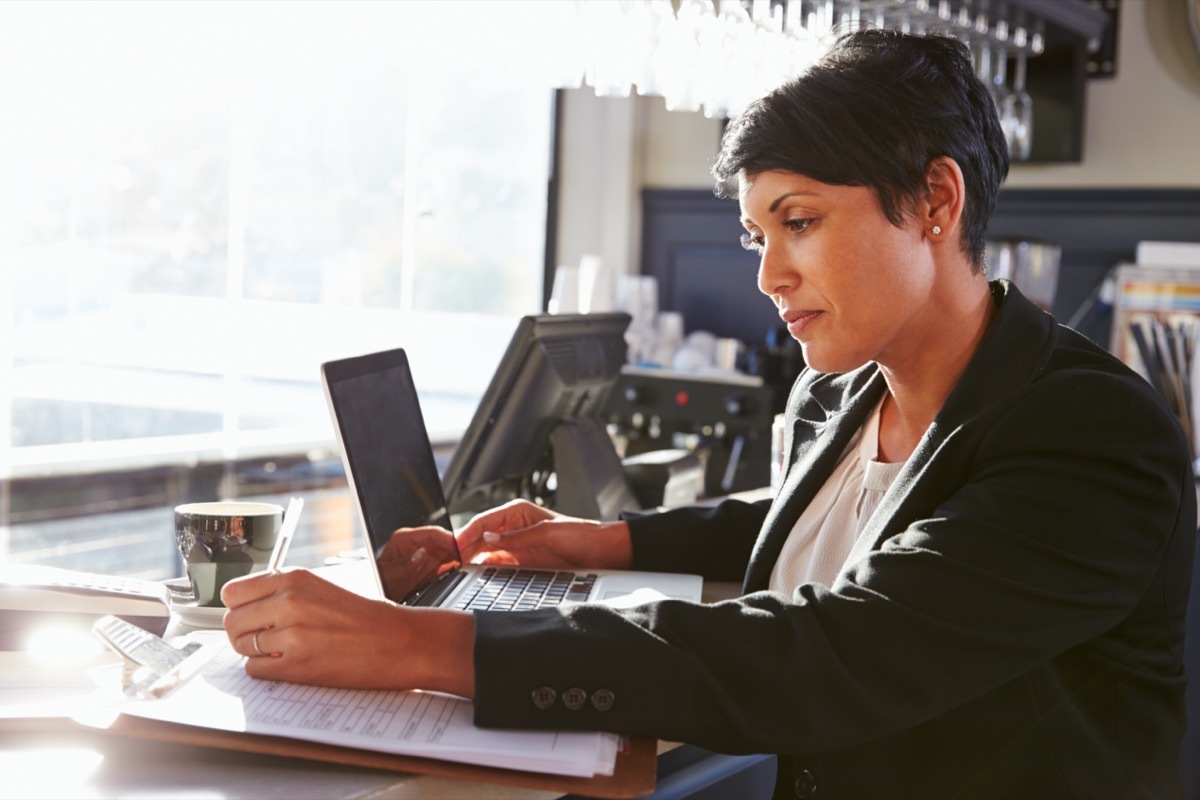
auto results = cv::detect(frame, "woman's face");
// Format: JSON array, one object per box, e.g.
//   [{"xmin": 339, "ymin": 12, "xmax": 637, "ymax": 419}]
[{"xmin": 739, "ymin": 169, "xmax": 937, "ymax": 375}]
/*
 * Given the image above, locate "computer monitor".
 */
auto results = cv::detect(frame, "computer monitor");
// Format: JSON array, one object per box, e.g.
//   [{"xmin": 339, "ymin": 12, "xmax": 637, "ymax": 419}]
[{"xmin": 441, "ymin": 311, "xmax": 639, "ymax": 521}]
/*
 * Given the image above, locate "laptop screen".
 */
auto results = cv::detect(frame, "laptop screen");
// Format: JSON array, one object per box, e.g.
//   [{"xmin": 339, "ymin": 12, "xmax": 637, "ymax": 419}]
[{"xmin": 321, "ymin": 348, "xmax": 463, "ymax": 603}]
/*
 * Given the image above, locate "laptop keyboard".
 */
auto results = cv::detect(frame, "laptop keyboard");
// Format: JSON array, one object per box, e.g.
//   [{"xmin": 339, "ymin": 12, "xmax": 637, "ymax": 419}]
[{"xmin": 453, "ymin": 568, "xmax": 598, "ymax": 611}]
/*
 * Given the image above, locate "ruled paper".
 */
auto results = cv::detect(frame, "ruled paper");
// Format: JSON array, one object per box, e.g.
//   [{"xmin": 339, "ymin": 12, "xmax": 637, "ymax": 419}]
[{"xmin": 110, "ymin": 635, "xmax": 617, "ymax": 778}]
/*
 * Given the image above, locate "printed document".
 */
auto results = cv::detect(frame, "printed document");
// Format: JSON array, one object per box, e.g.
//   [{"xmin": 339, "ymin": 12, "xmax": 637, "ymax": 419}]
[{"xmin": 102, "ymin": 634, "xmax": 618, "ymax": 778}]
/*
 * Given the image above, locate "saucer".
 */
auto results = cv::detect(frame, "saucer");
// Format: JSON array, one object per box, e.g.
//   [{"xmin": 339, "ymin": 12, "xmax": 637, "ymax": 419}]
[
  {"xmin": 171, "ymin": 600, "xmax": 227, "ymax": 629},
  {"xmin": 164, "ymin": 578, "xmax": 226, "ymax": 629}
]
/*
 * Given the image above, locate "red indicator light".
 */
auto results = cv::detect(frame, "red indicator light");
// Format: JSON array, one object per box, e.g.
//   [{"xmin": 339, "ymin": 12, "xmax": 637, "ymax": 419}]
[{"xmin": 675, "ymin": 390, "xmax": 689, "ymax": 407}]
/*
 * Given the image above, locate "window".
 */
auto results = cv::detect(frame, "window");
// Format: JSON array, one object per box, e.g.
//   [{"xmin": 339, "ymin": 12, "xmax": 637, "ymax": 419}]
[{"xmin": 0, "ymin": 1, "xmax": 556, "ymax": 480}]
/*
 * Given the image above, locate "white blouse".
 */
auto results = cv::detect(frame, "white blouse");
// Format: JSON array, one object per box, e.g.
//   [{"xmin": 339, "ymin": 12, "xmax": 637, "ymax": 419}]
[{"xmin": 768, "ymin": 398, "xmax": 907, "ymax": 594}]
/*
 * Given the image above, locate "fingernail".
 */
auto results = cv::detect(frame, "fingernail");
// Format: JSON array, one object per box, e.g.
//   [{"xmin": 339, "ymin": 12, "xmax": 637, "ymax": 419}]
[
  {"xmin": 410, "ymin": 547, "xmax": 426, "ymax": 562},
  {"xmin": 483, "ymin": 531, "xmax": 500, "ymax": 544}
]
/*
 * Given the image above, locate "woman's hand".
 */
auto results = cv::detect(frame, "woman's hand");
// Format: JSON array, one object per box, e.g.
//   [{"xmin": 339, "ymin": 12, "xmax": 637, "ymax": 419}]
[
  {"xmin": 455, "ymin": 498, "xmax": 633, "ymax": 570},
  {"xmin": 220, "ymin": 568, "xmax": 474, "ymax": 696},
  {"xmin": 377, "ymin": 526, "xmax": 460, "ymax": 600}
]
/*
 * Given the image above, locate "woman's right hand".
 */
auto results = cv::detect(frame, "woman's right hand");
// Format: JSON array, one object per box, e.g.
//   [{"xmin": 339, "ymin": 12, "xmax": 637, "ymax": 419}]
[{"xmin": 455, "ymin": 499, "xmax": 633, "ymax": 570}]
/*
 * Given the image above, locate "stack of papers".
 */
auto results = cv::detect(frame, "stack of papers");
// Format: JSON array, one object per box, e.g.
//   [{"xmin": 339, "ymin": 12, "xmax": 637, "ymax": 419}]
[{"xmin": 96, "ymin": 633, "xmax": 618, "ymax": 779}]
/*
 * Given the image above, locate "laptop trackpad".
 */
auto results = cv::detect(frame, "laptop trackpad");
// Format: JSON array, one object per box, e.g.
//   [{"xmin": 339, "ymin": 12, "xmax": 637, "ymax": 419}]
[
  {"xmin": 592, "ymin": 570, "xmax": 703, "ymax": 608},
  {"xmin": 596, "ymin": 587, "xmax": 671, "ymax": 609}
]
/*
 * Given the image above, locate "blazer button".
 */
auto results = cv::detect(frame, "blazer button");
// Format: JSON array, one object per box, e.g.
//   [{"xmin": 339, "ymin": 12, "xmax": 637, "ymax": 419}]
[
  {"xmin": 531, "ymin": 686, "xmax": 557, "ymax": 710},
  {"xmin": 590, "ymin": 689, "xmax": 615, "ymax": 712},
  {"xmin": 562, "ymin": 688, "xmax": 588, "ymax": 711},
  {"xmin": 793, "ymin": 769, "xmax": 817, "ymax": 799}
]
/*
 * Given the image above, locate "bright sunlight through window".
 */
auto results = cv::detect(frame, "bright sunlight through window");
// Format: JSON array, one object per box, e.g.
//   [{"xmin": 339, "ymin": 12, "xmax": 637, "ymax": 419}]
[{"xmin": 0, "ymin": 1, "xmax": 557, "ymax": 477}]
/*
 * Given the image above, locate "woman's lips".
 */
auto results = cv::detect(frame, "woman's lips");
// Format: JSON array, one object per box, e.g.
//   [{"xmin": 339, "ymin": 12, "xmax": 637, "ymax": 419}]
[{"xmin": 781, "ymin": 309, "xmax": 822, "ymax": 338}]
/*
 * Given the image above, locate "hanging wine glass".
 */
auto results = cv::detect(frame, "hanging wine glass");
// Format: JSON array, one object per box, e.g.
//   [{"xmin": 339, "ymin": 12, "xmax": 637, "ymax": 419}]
[
  {"xmin": 971, "ymin": 38, "xmax": 990, "ymax": 91},
  {"xmin": 815, "ymin": 0, "xmax": 836, "ymax": 36},
  {"xmin": 581, "ymin": 0, "xmax": 633, "ymax": 98},
  {"xmin": 840, "ymin": 0, "xmax": 863, "ymax": 31},
  {"xmin": 631, "ymin": 0, "xmax": 675, "ymax": 98},
  {"xmin": 989, "ymin": 45, "xmax": 1015, "ymax": 151},
  {"xmin": 658, "ymin": 0, "xmax": 709, "ymax": 113},
  {"xmin": 1005, "ymin": 47, "xmax": 1034, "ymax": 161}
]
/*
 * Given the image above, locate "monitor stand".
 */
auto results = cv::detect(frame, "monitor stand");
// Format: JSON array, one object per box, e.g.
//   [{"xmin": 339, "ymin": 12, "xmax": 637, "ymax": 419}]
[{"xmin": 549, "ymin": 417, "xmax": 641, "ymax": 521}]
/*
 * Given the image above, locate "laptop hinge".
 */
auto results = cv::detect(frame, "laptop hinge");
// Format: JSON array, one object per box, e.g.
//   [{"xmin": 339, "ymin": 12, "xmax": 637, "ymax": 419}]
[{"xmin": 405, "ymin": 569, "xmax": 468, "ymax": 608}]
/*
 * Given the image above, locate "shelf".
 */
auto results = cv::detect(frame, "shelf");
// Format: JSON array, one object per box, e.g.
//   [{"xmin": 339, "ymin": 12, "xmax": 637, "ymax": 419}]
[{"xmin": 1001, "ymin": 0, "xmax": 1111, "ymax": 43}]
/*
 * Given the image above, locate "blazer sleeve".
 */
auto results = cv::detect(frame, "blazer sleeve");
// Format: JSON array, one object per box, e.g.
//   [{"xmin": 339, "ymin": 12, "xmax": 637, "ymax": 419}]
[{"xmin": 472, "ymin": 368, "xmax": 1194, "ymax": 755}]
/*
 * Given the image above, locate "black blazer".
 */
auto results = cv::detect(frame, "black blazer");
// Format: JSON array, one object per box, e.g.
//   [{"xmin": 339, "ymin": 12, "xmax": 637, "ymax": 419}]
[{"xmin": 473, "ymin": 281, "xmax": 1196, "ymax": 799}]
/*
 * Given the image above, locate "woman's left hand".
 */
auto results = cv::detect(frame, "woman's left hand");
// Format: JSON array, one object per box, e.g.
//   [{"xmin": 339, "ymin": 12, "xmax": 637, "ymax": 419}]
[
  {"xmin": 220, "ymin": 568, "xmax": 474, "ymax": 696},
  {"xmin": 377, "ymin": 525, "xmax": 460, "ymax": 600}
]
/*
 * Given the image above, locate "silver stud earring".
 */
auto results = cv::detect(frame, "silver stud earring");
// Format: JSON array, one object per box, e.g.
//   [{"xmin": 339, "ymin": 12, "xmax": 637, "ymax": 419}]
[{"xmin": 931, "ymin": 225, "xmax": 942, "ymax": 236}]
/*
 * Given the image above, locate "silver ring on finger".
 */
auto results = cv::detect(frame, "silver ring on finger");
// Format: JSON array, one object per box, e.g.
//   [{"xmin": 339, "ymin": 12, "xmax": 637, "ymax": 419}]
[{"xmin": 252, "ymin": 629, "xmax": 268, "ymax": 657}]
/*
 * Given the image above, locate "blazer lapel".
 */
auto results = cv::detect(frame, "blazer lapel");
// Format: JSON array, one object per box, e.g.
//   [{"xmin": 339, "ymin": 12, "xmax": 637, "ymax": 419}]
[
  {"xmin": 743, "ymin": 366, "xmax": 888, "ymax": 591},
  {"xmin": 843, "ymin": 280, "xmax": 1058, "ymax": 566}
]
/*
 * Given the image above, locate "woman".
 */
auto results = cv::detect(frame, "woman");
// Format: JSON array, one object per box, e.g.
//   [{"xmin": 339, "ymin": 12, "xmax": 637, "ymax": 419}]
[{"xmin": 222, "ymin": 29, "xmax": 1195, "ymax": 798}]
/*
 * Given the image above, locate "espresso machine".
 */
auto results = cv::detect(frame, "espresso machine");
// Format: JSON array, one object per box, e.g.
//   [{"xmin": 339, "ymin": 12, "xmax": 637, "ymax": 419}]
[{"xmin": 605, "ymin": 367, "xmax": 775, "ymax": 498}]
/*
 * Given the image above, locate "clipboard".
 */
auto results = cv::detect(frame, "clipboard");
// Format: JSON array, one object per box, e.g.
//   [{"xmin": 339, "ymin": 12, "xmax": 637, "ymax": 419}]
[
  {"xmin": 98, "ymin": 714, "xmax": 658, "ymax": 799},
  {"xmin": 84, "ymin": 616, "xmax": 658, "ymax": 799}
]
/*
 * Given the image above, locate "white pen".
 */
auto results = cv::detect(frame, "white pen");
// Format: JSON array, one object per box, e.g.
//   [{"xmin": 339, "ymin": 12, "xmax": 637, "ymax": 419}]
[{"xmin": 267, "ymin": 496, "xmax": 304, "ymax": 573}]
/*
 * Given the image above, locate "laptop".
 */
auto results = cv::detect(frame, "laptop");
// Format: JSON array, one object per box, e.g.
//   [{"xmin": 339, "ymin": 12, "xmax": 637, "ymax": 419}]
[{"xmin": 320, "ymin": 347, "xmax": 703, "ymax": 610}]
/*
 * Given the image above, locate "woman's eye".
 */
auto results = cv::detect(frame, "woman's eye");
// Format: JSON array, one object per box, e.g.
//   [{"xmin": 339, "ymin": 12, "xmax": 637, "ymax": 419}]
[
  {"xmin": 741, "ymin": 220, "xmax": 811, "ymax": 253},
  {"xmin": 739, "ymin": 232, "xmax": 764, "ymax": 254}
]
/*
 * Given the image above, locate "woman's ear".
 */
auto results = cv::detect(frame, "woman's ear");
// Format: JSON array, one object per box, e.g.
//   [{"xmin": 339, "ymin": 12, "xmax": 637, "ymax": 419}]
[{"xmin": 922, "ymin": 156, "xmax": 965, "ymax": 242}]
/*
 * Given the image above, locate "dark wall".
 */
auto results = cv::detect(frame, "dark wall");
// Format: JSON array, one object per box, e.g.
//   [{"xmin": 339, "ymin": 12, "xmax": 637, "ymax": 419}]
[
  {"xmin": 641, "ymin": 188, "xmax": 1200, "ymax": 352},
  {"xmin": 639, "ymin": 189, "xmax": 766, "ymax": 346}
]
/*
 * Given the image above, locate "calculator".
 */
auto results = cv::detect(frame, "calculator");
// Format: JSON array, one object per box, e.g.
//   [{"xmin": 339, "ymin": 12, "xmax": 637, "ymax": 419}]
[{"xmin": 0, "ymin": 565, "xmax": 172, "ymax": 650}]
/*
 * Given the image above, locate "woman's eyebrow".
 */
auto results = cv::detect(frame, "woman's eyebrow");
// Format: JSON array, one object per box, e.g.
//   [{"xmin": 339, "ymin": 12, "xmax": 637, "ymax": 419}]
[
  {"xmin": 741, "ymin": 189, "xmax": 821, "ymax": 225},
  {"xmin": 768, "ymin": 191, "xmax": 817, "ymax": 213}
]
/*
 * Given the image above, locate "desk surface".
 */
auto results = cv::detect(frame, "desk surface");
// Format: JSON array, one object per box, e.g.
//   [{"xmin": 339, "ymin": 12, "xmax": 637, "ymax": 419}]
[
  {"xmin": 0, "ymin": 581, "xmax": 747, "ymax": 800},
  {"xmin": 0, "ymin": 726, "xmax": 571, "ymax": 800}
]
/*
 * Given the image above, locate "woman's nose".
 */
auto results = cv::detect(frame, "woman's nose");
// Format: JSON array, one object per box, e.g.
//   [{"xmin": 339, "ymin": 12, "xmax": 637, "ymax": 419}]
[{"xmin": 757, "ymin": 244, "xmax": 794, "ymax": 298}]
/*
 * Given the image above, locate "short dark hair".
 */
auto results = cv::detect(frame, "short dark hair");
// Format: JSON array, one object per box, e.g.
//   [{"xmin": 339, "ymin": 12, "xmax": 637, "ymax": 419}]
[{"xmin": 712, "ymin": 28, "xmax": 1009, "ymax": 271}]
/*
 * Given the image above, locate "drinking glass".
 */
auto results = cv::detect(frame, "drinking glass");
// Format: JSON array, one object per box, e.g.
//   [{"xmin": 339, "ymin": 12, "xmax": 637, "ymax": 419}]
[
  {"xmin": 1005, "ymin": 49, "xmax": 1034, "ymax": 160},
  {"xmin": 988, "ymin": 45, "xmax": 1014, "ymax": 151}
]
